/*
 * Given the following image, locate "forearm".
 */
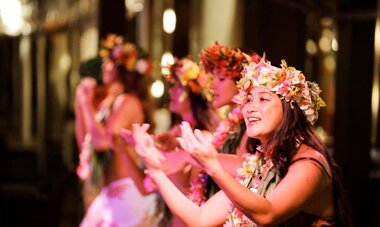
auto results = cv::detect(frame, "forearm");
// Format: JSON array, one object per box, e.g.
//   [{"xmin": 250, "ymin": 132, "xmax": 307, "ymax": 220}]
[
  {"xmin": 150, "ymin": 170, "xmax": 203, "ymax": 226},
  {"xmin": 217, "ymin": 154, "xmax": 244, "ymax": 176},
  {"xmin": 209, "ymin": 162, "xmax": 273, "ymax": 225},
  {"xmin": 81, "ymin": 101, "xmax": 108, "ymax": 148}
]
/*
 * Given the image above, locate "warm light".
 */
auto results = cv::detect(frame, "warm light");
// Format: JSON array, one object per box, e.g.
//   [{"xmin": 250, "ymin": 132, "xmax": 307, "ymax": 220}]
[
  {"xmin": 160, "ymin": 51, "xmax": 174, "ymax": 75},
  {"xmin": 163, "ymin": 8, "xmax": 176, "ymax": 34},
  {"xmin": 324, "ymin": 55, "xmax": 336, "ymax": 71},
  {"xmin": 125, "ymin": 0, "xmax": 144, "ymax": 12},
  {"xmin": 320, "ymin": 17, "xmax": 333, "ymax": 27},
  {"xmin": 125, "ymin": 0, "xmax": 144, "ymax": 18},
  {"xmin": 319, "ymin": 36, "xmax": 331, "ymax": 53},
  {"xmin": 305, "ymin": 39, "xmax": 318, "ymax": 55},
  {"xmin": 331, "ymin": 38, "xmax": 339, "ymax": 51},
  {"xmin": 0, "ymin": 0, "xmax": 24, "ymax": 36},
  {"xmin": 151, "ymin": 80, "xmax": 165, "ymax": 98}
]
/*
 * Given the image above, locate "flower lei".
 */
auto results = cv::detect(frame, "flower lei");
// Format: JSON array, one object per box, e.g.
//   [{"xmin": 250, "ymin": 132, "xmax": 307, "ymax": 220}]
[
  {"xmin": 224, "ymin": 148, "xmax": 273, "ymax": 227},
  {"xmin": 76, "ymin": 135, "xmax": 92, "ymax": 180},
  {"xmin": 188, "ymin": 171, "xmax": 208, "ymax": 206},
  {"xmin": 99, "ymin": 34, "xmax": 153, "ymax": 76},
  {"xmin": 213, "ymin": 106, "xmax": 244, "ymax": 149},
  {"xmin": 163, "ymin": 57, "xmax": 213, "ymax": 102},
  {"xmin": 199, "ymin": 42, "xmax": 251, "ymax": 79},
  {"xmin": 233, "ymin": 59, "xmax": 326, "ymax": 125}
]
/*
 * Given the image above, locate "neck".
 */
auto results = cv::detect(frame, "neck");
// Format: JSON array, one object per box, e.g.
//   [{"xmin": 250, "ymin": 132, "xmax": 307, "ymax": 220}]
[
  {"xmin": 181, "ymin": 111, "xmax": 197, "ymax": 128},
  {"xmin": 107, "ymin": 82, "xmax": 124, "ymax": 96}
]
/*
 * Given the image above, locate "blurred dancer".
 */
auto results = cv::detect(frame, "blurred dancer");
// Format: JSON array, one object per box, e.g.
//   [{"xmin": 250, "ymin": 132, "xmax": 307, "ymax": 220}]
[{"xmin": 75, "ymin": 34, "xmax": 156, "ymax": 226}]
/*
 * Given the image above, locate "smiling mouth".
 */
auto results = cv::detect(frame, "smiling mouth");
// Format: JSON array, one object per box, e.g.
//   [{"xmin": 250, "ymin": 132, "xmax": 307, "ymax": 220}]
[{"xmin": 246, "ymin": 117, "xmax": 260, "ymax": 125}]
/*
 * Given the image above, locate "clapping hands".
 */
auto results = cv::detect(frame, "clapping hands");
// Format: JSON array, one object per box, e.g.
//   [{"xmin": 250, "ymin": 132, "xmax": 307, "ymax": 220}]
[
  {"xmin": 177, "ymin": 122, "xmax": 220, "ymax": 174},
  {"xmin": 121, "ymin": 124, "xmax": 165, "ymax": 172}
]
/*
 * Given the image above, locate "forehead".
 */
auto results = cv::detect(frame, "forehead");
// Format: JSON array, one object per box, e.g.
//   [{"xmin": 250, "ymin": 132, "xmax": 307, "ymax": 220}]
[{"xmin": 248, "ymin": 86, "xmax": 270, "ymax": 95}]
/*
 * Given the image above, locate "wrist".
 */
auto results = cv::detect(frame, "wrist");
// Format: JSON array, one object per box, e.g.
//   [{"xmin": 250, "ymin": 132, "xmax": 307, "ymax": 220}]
[
  {"xmin": 148, "ymin": 169, "xmax": 165, "ymax": 181},
  {"xmin": 206, "ymin": 159, "xmax": 224, "ymax": 178}
]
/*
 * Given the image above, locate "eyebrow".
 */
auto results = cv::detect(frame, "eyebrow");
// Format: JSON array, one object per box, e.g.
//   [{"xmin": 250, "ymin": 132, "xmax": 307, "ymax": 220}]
[{"xmin": 248, "ymin": 91, "xmax": 271, "ymax": 96}]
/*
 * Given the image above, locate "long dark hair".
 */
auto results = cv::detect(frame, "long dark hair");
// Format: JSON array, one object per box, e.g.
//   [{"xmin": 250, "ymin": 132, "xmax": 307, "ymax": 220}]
[
  {"xmin": 247, "ymin": 100, "xmax": 352, "ymax": 226},
  {"xmin": 116, "ymin": 65, "xmax": 155, "ymax": 132}
]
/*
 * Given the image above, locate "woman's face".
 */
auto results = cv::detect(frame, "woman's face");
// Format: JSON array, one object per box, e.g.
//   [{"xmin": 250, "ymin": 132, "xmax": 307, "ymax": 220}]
[
  {"xmin": 242, "ymin": 87, "xmax": 283, "ymax": 143},
  {"xmin": 209, "ymin": 73, "xmax": 238, "ymax": 108},
  {"xmin": 168, "ymin": 82, "xmax": 191, "ymax": 116},
  {"xmin": 102, "ymin": 59, "xmax": 118, "ymax": 85}
]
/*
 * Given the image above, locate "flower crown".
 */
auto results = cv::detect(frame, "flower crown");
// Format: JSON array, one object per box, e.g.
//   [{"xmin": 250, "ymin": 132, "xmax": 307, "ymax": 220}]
[
  {"xmin": 99, "ymin": 34, "xmax": 152, "ymax": 76},
  {"xmin": 163, "ymin": 57, "xmax": 212, "ymax": 102},
  {"xmin": 199, "ymin": 42, "xmax": 252, "ymax": 79},
  {"xmin": 233, "ymin": 58, "xmax": 326, "ymax": 125}
]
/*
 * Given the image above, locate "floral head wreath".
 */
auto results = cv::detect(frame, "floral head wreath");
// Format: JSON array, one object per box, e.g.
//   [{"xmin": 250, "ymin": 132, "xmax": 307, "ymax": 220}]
[
  {"xmin": 163, "ymin": 57, "xmax": 212, "ymax": 102},
  {"xmin": 199, "ymin": 42, "xmax": 260, "ymax": 79},
  {"xmin": 99, "ymin": 34, "xmax": 152, "ymax": 76},
  {"xmin": 233, "ymin": 58, "xmax": 326, "ymax": 125}
]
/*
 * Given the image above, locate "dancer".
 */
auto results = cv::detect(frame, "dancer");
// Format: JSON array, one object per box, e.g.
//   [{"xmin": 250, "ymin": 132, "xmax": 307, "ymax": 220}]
[
  {"xmin": 132, "ymin": 59, "xmax": 352, "ymax": 226},
  {"xmin": 122, "ymin": 56, "xmax": 219, "ymax": 226},
  {"xmin": 75, "ymin": 34, "xmax": 156, "ymax": 226}
]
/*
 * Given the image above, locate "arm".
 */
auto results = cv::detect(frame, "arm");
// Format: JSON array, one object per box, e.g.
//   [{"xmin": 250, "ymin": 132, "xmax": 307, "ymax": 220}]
[
  {"xmin": 149, "ymin": 169, "xmax": 230, "ymax": 227},
  {"xmin": 132, "ymin": 124, "xmax": 230, "ymax": 226},
  {"xmin": 163, "ymin": 151, "xmax": 243, "ymax": 177},
  {"xmin": 212, "ymin": 151, "xmax": 329, "ymax": 225},
  {"xmin": 76, "ymin": 79, "xmax": 109, "ymax": 150},
  {"xmin": 107, "ymin": 94, "xmax": 149, "ymax": 194},
  {"xmin": 74, "ymin": 96, "xmax": 86, "ymax": 151},
  {"xmin": 180, "ymin": 122, "xmax": 331, "ymax": 226}
]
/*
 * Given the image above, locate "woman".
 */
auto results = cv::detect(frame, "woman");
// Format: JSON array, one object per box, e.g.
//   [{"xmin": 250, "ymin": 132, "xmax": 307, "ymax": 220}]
[
  {"xmin": 132, "ymin": 59, "xmax": 352, "ymax": 226},
  {"xmin": 75, "ymin": 34, "xmax": 156, "ymax": 226},
  {"xmin": 184, "ymin": 42, "xmax": 260, "ymax": 204},
  {"xmin": 123, "ymin": 57, "xmax": 220, "ymax": 226}
]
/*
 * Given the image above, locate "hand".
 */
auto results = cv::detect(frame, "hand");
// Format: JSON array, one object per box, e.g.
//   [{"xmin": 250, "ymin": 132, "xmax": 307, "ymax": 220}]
[
  {"xmin": 161, "ymin": 151, "xmax": 190, "ymax": 175},
  {"xmin": 76, "ymin": 77, "xmax": 96, "ymax": 104},
  {"xmin": 177, "ymin": 122, "xmax": 221, "ymax": 175},
  {"xmin": 132, "ymin": 124, "xmax": 165, "ymax": 171}
]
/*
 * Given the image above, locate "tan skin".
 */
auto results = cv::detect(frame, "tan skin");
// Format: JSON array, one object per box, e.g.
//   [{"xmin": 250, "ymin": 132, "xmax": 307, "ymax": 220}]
[
  {"xmin": 121, "ymin": 82, "xmax": 211, "ymax": 227},
  {"xmin": 75, "ymin": 59, "xmax": 147, "ymax": 194},
  {"xmin": 132, "ymin": 87, "xmax": 334, "ymax": 226},
  {"xmin": 162, "ymin": 73, "xmax": 248, "ymax": 177}
]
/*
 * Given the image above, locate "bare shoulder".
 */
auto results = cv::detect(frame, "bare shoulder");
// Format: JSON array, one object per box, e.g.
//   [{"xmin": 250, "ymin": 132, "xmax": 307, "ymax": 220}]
[
  {"xmin": 114, "ymin": 93, "xmax": 143, "ymax": 110},
  {"xmin": 291, "ymin": 144, "xmax": 332, "ymax": 178}
]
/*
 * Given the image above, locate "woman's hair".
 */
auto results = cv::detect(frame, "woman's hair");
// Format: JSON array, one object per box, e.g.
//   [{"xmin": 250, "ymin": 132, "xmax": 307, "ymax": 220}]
[
  {"xmin": 116, "ymin": 65, "xmax": 156, "ymax": 132},
  {"xmin": 247, "ymin": 100, "xmax": 352, "ymax": 226},
  {"xmin": 188, "ymin": 90, "xmax": 219, "ymax": 132}
]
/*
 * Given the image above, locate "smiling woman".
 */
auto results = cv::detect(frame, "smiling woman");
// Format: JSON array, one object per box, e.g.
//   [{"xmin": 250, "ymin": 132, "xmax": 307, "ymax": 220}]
[{"xmin": 131, "ymin": 58, "xmax": 353, "ymax": 227}]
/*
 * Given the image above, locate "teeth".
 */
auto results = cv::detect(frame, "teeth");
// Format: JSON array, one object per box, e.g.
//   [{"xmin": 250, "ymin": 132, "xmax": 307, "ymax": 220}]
[{"xmin": 248, "ymin": 117, "xmax": 259, "ymax": 122}]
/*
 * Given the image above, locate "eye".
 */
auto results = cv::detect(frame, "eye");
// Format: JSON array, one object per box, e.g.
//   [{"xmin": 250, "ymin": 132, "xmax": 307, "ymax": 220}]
[
  {"xmin": 259, "ymin": 97, "xmax": 269, "ymax": 101},
  {"xmin": 246, "ymin": 95, "xmax": 254, "ymax": 103},
  {"xmin": 218, "ymin": 76, "xmax": 226, "ymax": 81}
]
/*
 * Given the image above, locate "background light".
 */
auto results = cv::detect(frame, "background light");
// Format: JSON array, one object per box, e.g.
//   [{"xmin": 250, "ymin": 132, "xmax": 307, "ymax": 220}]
[
  {"xmin": 151, "ymin": 80, "xmax": 165, "ymax": 98},
  {"xmin": 163, "ymin": 8, "xmax": 176, "ymax": 34},
  {"xmin": 160, "ymin": 51, "xmax": 174, "ymax": 75},
  {"xmin": 0, "ymin": 0, "xmax": 24, "ymax": 36}
]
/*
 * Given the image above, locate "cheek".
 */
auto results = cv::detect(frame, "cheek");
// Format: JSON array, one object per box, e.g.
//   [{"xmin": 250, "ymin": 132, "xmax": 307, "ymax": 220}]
[{"xmin": 264, "ymin": 105, "xmax": 283, "ymax": 127}]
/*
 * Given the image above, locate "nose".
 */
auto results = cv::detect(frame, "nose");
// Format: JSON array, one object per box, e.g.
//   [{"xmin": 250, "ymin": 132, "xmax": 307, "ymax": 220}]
[
  {"xmin": 244, "ymin": 101, "xmax": 258, "ymax": 114},
  {"xmin": 210, "ymin": 76, "xmax": 218, "ymax": 90}
]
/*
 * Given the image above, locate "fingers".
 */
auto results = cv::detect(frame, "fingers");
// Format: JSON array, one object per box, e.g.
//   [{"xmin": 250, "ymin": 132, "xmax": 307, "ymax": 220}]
[{"xmin": 179, "ymin": 122, "xmax": 203, "ymax": 152}]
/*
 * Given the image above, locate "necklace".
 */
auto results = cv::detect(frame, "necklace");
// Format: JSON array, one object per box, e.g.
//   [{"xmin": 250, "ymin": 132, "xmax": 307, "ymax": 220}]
[
  {"xmin": 213, "ymin": 106, "xmax": 243, "ymax": 149},
  {"xmin": 224, "ymin": 147, "xmax": 274, "ymax": 227},
  {"xmin": 189, "ymin": 106, "xmax": 243, "ymax": 205}
]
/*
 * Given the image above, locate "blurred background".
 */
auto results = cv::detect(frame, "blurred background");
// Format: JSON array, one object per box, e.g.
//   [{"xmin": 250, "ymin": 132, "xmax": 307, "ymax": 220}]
[{"xmin": 0, "ymin": 0, "xmax": 379, "ymax": 226}]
